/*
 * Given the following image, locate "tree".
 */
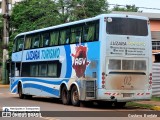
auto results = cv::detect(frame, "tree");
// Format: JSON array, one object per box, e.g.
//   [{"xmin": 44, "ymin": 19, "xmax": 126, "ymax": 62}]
[
  {"xmin": 10, "ymin": 0, "xmax": 60, "ymax": 33},
  {"xmin": 112, "ymin": 5, "xmax": 140, "ymax": 12},
  {"xmin": 0, "ymin": 15, "xmax": 3, "ymax": 66},
  {"xmin": 11, "ymin": 0, "xmax": 109, "ymax": 33},
  {"xmin": 9, "ymin": 0, "xmax": 60, "ymax": 57},
  {"xmin": 57, "ymin": 0, "xmax": 109, "ymax": 22}
]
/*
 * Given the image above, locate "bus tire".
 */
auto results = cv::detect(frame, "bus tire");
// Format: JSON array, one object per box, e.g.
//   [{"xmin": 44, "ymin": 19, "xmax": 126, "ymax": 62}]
[
  {"xmin": 114, "ymin": 102, "xmax": 126, "ymax": 108},
  {"xmin": 61, "ymin": 86, "xmax": 70, "ymax": 105},
  {"xmin": 18, "ymin": 83, "xmax": 24, "ymax": 99},
  {"xmin": 71, "ymin": 86, "xmax": 80, "ymax": 106}
]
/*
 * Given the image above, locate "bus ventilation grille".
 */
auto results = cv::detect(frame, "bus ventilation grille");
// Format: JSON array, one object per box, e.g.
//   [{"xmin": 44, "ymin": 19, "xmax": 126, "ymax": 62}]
[{"xmin": 86, "ymin": 81, "xmax": 96, "ymax": 98}]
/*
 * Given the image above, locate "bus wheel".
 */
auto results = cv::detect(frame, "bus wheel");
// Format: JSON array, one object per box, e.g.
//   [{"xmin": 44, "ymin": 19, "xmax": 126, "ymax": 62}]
[
  {"xmin": 114, "ymin": 102, "xmax": 126, "ymax": 108},
  {"xmin": 18, "ymin": 83, "xmax": 24, "ymax": 99},
  {"xmin": 61, "ymin": 86, "xmax": 70, "ymax": 105},
  {"xmin": 71, "ymin": 86, "xmax": 80, "ymax": 106}
]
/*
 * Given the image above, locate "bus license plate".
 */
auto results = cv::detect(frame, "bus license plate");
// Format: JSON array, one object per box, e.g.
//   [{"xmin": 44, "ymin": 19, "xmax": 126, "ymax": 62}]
[{"xmin": 123, "ymin": 93, "xmax": 132, "ymax": 97}]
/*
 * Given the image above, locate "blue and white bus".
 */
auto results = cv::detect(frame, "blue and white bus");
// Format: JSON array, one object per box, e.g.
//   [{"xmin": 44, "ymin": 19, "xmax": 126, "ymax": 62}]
[{"xmin": 10, "ymin": 14, "xmax": 152, "ymax": 107}]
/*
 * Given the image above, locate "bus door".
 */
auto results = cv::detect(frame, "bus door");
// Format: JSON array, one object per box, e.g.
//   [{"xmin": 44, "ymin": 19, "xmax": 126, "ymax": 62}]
[
  {"xmin": 10, "ymin": 62, "xmax": 21, "ymax": 93},
  {"xmin": 10, "ymin": 62, "xmax": 15, "ymax": 92}
]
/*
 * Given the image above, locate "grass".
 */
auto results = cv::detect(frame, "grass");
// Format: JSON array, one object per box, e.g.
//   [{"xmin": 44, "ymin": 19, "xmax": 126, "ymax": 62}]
[
  {"xmin": 126, "ymin": 102, "xmax": 154, "ymax": 109},
  {"xmin": 126, "ymin": 97, "xmax": 160, "ymax": 110},
  {"xmin": 151, "ymin": 97, "xmax": 160, "ymax": 101}
]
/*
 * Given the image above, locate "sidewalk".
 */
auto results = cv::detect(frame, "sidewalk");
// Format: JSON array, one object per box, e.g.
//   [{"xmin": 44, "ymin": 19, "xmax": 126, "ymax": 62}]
[
  {"xmin": 0, "ymin": 84, "xmax": 9, "ymax": 88},
  {"xmin": 0, "ymin": 81, "xmax": 10, "ymax": 88}
]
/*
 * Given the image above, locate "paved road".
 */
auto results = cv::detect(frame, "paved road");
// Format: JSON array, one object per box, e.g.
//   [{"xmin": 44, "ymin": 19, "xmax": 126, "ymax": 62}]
[{"xmin": 0, "ymin": 87, "xmax": 159, "ymax": 120}]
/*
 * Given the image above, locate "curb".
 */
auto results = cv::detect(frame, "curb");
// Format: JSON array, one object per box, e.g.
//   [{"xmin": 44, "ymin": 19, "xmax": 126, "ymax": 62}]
[{"xmin": 151, "ymin": 106, "xmax": 160, "ymax": 111}]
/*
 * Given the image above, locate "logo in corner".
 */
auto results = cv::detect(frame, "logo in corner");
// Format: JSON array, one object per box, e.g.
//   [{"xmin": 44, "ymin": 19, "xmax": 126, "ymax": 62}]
[{"xmin": 71, "ymin": 45, "xmax": 90, "ymax": 78}]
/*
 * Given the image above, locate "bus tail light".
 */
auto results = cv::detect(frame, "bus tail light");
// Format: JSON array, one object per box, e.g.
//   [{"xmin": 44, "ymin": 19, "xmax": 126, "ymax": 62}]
[
  {"xmin": 148, "ymin": 73, "xmax": 152, "ymax": 90},
  {"xmin": 149, "ymin": 73, "xmax": 152, "ymax": 84},
  {"xmin": 102, "ymin": 72, "xmax": 105, "ymax": 88}
]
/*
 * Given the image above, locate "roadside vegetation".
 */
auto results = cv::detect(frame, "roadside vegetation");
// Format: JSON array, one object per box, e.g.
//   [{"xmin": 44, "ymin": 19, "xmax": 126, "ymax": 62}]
[
  {"xmin": 126, "ymin": 102, "xmax": 154, "ymax": 109},
  {"xmin": 151, "ymin": 97, "xmax": 160, "ymax": 101},
  {"xmin": 126, "ymin": 97, "xmax": 160, "ymax": 110}
]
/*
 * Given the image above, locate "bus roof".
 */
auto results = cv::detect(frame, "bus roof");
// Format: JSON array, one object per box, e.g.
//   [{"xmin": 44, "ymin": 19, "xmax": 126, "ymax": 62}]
[{"xmin": 15, "ymin": 14, "xmax": 148, "ymax": 38}]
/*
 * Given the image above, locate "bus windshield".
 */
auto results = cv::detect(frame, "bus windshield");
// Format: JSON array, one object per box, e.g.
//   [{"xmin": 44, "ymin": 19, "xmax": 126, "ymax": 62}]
[{"xmin": 106, "ymin": 17, "xmax": 148, "ymax": 36}]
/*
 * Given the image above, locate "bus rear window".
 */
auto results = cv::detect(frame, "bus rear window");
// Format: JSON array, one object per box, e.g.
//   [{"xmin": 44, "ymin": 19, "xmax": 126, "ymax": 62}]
[
  {"xmin": 108, "ymin": 59, "xmax": 146, "ymax": 71},
  {"xmin": 106, "ymin": 17, "xmax": 148, "ymax": 36}
]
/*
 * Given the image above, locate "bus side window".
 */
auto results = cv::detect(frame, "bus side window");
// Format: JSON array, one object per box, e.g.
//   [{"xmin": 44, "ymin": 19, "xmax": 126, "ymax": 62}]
[
  {"xmin": 30, "ymin": 63, "xmax": 38, "ymax": 77},
  {"xmin": 16, "ymin": 37, "xmax": 24, "ymax": 52},
  {"xmin": 59, "ymin": 29, "xmax": 70, "ymax": 45},
  {"xmin": 70, "ymin": 27, "xmax": 82, "ymax": 44},
  {"xmin": 32, "ymin": 35, "xmax": 40, "ymax": 48},
  {"xmin": 39, "ymin": 63, "xmax": 47, "ymax": 77},
  {"xmin": 15, "ymin": 62, "xmax": 21, "ymax": 77},
  {"xmin": 25, "ymin": 36, "xmax": 31, "ymax": 49},
  {"xmin": 41, "ymin": 33, "xmax": 50, "ymax": 47},
  {"xmin": 21, "ymin": 63, "xmax": 30, "ymax": 77},
  {"xmin": 48, "ymin": 63, "xmax": 57, "ymax": 77},
  {"xmin": 11, "ymin": 62, "xmax": 15, "ymax": 77},
  {"xmin": 50, "ymin": 31, "xmax": 59, "ymax": 46},
  {"xmin": 83, "ymin": 25, "xmax": 95, "ymax": 42},
  {"xmin": 66, "ymin": 29, "xmax": 70, "ymax": 44},
  {"xmin": 12, "ymin": 39, "xmax": 17, "ymax": 52},
  {"xmin": 95, "ymin": 22, "xmax": 99, "ymax": 41}
]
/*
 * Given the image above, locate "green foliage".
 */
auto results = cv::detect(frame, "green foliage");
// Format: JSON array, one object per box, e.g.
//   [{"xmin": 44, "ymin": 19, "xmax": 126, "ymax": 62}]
[
  {"xmin": 11, "ymin": 0, "xmax": 109, "ymax": 34},
  {"xmin": 152, "ymin": 97, "xmax": 160, "ymax": 101},
  {"xmin": 9, "ymin": 0, "xmax": 61, "ymax": 57},
  {"xmin": 11, "ymin": 0, "xmax": 60, "ymax": 33},
  {"xmin": 112, "ymin": 5, "xmax": 139, "ymax": 12},
  {"xmin": 126, "ymin": 102, "xmax": 154, "ymax": 109},
  {"xmin": 83, "ymin": 0, "xmax": 108, "ymax": 17},
  {"xmin": 57, "ymin": 0, "xmax": 109, "ymax": 22}
]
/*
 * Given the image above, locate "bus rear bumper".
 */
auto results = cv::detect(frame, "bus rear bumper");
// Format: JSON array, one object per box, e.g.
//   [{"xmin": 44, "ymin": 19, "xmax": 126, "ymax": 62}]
[{"xmin": 95, "ymin": 89, "xmax": 152, "ymax": 102}]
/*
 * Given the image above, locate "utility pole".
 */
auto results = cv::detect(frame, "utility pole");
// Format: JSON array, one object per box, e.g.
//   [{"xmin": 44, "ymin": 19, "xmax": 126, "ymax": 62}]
[{"xmin": 1, "ymin": 0, "xmax": 9, "ymax": 84}]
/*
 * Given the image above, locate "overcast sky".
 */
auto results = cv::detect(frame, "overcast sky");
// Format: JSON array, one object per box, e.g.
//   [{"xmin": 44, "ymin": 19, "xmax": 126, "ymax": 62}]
[{"xmin": 108, "ymin": 0, "xmax": 160, "ymax": 13}]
